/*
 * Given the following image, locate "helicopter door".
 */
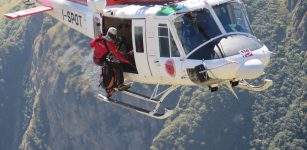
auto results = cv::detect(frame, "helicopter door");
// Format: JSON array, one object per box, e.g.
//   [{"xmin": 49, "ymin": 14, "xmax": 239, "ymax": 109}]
[
  {"xmin": 147, "ymin": 22, "xmax": 183, "ymax": 83},
  {"xmin": 132, "ymin": 20, "xmax": 152, "ymax": 77}
]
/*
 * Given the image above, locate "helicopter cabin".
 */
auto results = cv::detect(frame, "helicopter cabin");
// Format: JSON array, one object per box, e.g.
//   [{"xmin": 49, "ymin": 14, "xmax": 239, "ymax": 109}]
[{"xmin": 94, "ymin": 0, "xmax": 256, "ymax": 85}]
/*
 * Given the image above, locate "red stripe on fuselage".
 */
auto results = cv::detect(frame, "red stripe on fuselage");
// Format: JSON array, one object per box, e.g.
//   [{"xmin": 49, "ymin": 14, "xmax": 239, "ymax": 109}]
[
  {"xmin": 50, "ymin": 0, "xmax": 183, "ymax": 6},
  {"xmin": 67, "ymin": 0, "xmax": 87, "ymax": 5},
  {"xmin": 107, "ymin": 0, "xmax": 184, "ymax": 5}
]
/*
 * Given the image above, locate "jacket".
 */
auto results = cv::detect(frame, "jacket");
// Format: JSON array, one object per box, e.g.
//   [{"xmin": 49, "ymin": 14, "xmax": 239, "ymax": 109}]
[{"xmin": 90, "ymin": 35, "xmax": 130, "ymax": 65}]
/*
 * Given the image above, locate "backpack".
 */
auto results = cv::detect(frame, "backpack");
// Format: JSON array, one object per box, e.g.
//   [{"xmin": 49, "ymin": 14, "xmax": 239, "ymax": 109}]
[{"xmin": 93, "ymin": 37, "xmax": 110, "ymax": 66}]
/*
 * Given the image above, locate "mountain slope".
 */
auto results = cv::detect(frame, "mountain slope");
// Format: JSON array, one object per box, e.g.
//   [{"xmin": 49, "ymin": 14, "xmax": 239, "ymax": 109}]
[
  {"xmin": 0, "ymin": 2, "xmax": 162, "ymax": 150},
  {"xmin": 0, "ymin": 0, "xmax": 306, "ymax": 150}
]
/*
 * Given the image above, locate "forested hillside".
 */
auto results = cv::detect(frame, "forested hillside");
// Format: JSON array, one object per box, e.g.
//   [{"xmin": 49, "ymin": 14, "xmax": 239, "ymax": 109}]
[
  {"xmin": 0, "ymin": 0, "xmax": 306, "ymax": 150},
  {"xmin": 0, "ymin": 1, "xmax": 162, "ymax": 150}
]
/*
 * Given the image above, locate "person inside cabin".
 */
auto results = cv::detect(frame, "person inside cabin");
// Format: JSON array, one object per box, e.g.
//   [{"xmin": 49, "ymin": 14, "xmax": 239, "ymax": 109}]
[
  {"xmin": 90, "ymin": 27, "xmax": 130, "ymax": 97},
  {"xmin": 175, "ymin": 17, "xmax": 191, "ymax": 54}
]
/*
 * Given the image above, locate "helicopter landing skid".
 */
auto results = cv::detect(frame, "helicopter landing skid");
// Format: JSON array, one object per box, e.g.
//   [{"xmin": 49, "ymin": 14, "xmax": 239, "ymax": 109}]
[
  {"xmin": 238, "ymin": 79, "xmax": 273, "ymax": 92},
  {"xmin": 97, "ymin": 85, "xmax": 179, "ymax": 119}
]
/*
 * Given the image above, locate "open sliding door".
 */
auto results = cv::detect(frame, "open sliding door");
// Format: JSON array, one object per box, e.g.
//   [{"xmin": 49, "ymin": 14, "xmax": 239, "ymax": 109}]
[{"xmin": 132, "ymin": 19, "xmax": 152, "ymax": 77}]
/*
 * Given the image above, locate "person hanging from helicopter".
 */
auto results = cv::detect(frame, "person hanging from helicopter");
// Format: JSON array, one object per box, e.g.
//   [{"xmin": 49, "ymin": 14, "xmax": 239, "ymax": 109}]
[
  {"xmin": 104, "ymin": 27, "xmax": 131, "ymax": 90},
  {"xmin": 90, "ymin": 30, "xmax": 113, "ymax": 96},
  {"xmin": 90, "ymin": 27, "xmax": 131, "ymax": 97}
]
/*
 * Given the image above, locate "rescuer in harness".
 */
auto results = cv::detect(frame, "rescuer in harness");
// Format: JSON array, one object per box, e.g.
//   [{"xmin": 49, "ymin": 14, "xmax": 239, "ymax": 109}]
[{"xmin": 90, "ymin": 27, "xmax": 130, "ymax": 97}]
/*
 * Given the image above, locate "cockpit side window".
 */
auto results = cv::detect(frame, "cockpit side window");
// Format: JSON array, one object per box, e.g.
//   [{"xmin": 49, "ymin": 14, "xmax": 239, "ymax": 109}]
[
  {"xmin": 173, "ymin": 9, "xmax": 222, "ymax": 55},
  {"xmin": 214, "ymin": 2, "xmax": 252, "ymax": 34}
]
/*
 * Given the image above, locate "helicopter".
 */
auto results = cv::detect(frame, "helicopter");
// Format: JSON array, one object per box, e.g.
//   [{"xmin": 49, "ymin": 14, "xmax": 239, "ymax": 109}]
[{"xmin": 5, "ymin": 0, "xmax": 273, "ymax": 119}]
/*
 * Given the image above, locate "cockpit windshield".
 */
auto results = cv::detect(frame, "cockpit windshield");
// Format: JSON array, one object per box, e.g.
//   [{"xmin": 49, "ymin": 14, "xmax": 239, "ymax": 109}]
[
  {"xmin": 213, "ymin": 2, "xmax": 252, "ymax": 34},
  {"xmin": 173, "ymin": 9, "xmax": 221, "ymax": 54}
]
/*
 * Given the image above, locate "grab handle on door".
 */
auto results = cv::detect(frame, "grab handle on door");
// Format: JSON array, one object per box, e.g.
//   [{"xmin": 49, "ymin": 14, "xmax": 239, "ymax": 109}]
[{"xmin": 154, "ymin": 58, "xmax": 159, "ymax": 63}]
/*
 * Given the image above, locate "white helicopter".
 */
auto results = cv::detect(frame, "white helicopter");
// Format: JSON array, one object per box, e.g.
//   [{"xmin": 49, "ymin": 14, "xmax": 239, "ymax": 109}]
[{"xmin": 5, "ymin": 0, "xmax": 273, "ymax": 119}]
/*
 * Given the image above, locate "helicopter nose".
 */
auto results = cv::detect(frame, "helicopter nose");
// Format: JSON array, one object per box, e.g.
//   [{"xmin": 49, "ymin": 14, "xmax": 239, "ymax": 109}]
[
  {"xmin": 187, "ymin": 34, "xmax": 272, "ymax": 81},
  {"xmin": 236, "ymin": 59, "xmax": 264, "ymax": 79}
]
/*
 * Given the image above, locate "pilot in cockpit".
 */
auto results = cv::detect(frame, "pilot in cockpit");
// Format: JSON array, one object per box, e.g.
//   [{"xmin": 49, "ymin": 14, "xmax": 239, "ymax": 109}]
[{"xmin": 175, "ymin": 17, "xmax": 192, "ymax": 54}]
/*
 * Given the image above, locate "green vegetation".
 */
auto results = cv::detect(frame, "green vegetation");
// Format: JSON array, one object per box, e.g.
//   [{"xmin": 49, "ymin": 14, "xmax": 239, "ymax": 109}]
[
  {"xmin": 0, "ymin": 0, "xmax": 305, "ymax": 149},
  {"xmin": 0, "ymin": 2, "xmax": 32, "ymax": 149}
]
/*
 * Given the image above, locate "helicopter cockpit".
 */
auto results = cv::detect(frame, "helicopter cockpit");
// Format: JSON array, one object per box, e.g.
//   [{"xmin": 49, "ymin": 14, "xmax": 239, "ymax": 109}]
[
  {"xmin": 173, "ymin": 8, "xmax": 221, "ymax": 54},
  {"xmin": 172, "ymin": 0, "xmax": 262, "ymax": 60}
]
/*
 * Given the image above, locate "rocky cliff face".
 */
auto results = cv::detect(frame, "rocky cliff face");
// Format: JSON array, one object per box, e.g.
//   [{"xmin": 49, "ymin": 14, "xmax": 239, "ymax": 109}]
[
  {"xmin": 0, "ymin": 0, "xmax": 306, "ymax": 150},
  {"xmin": 18, "ymin": 20, "xmax": 163, "ymax": 149},
  {"xmin": 287, "ymin": 0, "xmax": 306, "ymax": 48},
  {"xmin": 0, "ymin": 3, "xmax": 45, "ymax": 149}
]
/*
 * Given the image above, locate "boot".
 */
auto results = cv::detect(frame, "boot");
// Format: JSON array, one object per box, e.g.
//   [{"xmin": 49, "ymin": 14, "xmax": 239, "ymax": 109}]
[
  {"xmin": 117, "ymin": 84, "xmax": 131, "ymax": 91},
  {"xmin": 106, "ymin": 88, "xmax": 114, "ymax": 98}
]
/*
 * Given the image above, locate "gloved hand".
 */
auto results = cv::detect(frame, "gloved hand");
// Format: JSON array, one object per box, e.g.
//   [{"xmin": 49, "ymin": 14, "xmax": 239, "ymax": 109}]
[{"xmin": 127, "ymin": 50, "xmax": 134, "ymax": 55}]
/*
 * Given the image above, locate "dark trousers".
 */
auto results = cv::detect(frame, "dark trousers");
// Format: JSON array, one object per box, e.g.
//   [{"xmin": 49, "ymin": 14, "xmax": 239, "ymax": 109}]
[
  {"xmin": 100, "ymin": 62, "xmax": 113, "ymax": 89},
  {"xmin": 107, "ymin": 61, "xmax": 124, "ymax": 87}
]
